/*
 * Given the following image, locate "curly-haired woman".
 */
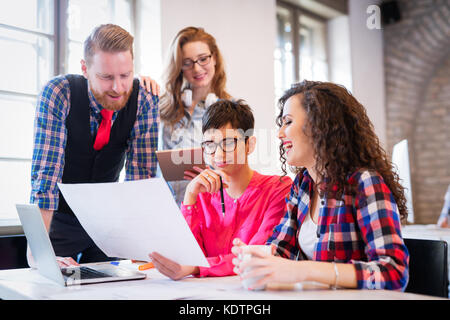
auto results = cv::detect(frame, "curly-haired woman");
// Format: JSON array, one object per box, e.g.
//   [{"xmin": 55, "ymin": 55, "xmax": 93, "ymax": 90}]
[{"xmin": 232, "ymin": 80, "xmax": 410, "ymax": 291}]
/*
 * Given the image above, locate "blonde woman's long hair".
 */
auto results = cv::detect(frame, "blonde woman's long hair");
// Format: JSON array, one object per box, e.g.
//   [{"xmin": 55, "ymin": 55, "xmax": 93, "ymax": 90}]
[{"xmin": 160, "ymin": 27, "xmax": 231, "ymax": 128}]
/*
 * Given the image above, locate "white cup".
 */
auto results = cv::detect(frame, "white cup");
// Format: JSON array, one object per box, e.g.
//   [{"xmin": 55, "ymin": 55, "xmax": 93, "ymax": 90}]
[{"xmin": 238, "ymin": 245, "xmax": 272, "ymax": 291}]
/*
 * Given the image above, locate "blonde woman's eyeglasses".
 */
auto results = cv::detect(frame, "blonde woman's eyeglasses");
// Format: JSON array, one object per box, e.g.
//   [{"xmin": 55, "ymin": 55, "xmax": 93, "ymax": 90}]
[{"xmin": 181, "ymin": 54, "xmax": 213, "ymax": 70}]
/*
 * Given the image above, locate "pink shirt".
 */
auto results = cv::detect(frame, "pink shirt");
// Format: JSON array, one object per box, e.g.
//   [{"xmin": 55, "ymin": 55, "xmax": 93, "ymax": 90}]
[{"xmin": 181, "ymin": 171, "xmax": 292, "ymax": 277}]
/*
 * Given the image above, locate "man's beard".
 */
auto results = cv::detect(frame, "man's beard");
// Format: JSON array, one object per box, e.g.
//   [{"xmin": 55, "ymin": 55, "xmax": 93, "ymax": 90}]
[{"xmin": 89, "ymin": 81, "xmax": 133, "ymax": 111}]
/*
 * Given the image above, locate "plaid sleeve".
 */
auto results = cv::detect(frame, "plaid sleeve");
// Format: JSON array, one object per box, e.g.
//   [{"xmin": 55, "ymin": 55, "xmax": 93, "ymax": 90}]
[
  {"xmin": 124, "ymin": 84, "xmax": 160, "ymax": 180},
  {"xmin": 351, "ymin": 170, "xmax": 409, "ymax": 291},
  {"xmin": 30, "ymin": 76, "xmax": 69, "ymax": 210},
  {"xmin": 266, "ymin": 175, "xmax": 301, "ymax": 260}
]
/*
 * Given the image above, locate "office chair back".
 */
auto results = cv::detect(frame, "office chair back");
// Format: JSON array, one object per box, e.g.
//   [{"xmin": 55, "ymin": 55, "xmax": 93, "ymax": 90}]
[
  {"xmin": 404, "ymin": 238, "xmax": 449, "ymax": 298},
  {"xmin": 0, "ymin": 235, "xmax": 28, "ymax": 270}
]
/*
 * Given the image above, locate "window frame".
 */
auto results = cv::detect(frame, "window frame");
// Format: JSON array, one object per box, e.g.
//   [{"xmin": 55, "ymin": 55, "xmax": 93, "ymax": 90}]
[
  {"xmin": 56, "ymin": 0, "xmax": 137, "ymax": 75},
  {"xmin": 276, "ymin": 0, "xmax": 329, "ymax": 85}
]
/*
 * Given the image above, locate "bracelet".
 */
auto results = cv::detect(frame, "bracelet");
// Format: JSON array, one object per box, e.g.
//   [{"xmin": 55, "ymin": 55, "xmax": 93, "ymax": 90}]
[{"xmin": 331, "ymin": 262, "xmax": 339, "ymax": 290}]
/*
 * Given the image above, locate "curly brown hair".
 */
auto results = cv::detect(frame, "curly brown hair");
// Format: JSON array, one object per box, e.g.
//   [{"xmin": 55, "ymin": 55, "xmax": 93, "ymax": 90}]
[{"xmin": 276, "ymin": 80, "xmax": 408, "ymax": 221}]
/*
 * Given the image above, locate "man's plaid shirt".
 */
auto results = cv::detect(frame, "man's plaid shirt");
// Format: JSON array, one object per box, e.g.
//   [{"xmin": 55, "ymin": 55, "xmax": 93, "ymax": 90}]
[{"xmin": 30, "ymin": 75, "xmax": 159, "ymax": 210}]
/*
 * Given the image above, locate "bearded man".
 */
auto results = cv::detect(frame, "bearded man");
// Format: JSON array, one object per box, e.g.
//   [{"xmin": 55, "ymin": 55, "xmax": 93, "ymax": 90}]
[{"xmin": 29, "ymin": 24, "xmax": 159, "ymax": 266}]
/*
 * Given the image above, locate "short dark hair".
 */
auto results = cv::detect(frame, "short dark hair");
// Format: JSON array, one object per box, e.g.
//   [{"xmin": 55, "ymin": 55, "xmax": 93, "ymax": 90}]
[{"xmin": 202, "ymin": 99, "xmax": 255, "ymax": 136}]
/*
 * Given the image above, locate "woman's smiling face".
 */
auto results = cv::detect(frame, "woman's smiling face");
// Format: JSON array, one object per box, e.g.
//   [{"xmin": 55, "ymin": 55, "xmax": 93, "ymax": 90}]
[
  {"xmin": 181, "ymin": 41, "xmax": 216, "ymax": 90},
  {"xmin": 202, "ymin": 123, "xmax": 251, "ymax": 176},
  {"xmin": 278, "ymin": 94, "xmax": 316, "ymax": 169}
]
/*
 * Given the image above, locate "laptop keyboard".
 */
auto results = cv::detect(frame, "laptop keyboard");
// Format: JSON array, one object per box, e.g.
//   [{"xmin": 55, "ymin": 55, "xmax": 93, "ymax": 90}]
[{"xmin": 61, "ymin": 266, "xmax": 111, "ymax": 280}]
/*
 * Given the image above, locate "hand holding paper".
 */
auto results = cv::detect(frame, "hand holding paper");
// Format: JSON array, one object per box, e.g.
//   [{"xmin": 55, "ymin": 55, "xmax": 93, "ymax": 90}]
[
  {"xmin": 149, "ymin": 251, "xmax": 200, "ymax": 280},
  {"xmin": 58, "ymin": 178, "xmax": 209, "ymax": 267}
]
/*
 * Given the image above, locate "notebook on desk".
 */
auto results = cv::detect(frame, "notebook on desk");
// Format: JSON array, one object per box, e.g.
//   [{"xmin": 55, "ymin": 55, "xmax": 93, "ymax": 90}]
[{"xmin": 15, "ymin": 204, "xmax": 146, "ymax": 286}]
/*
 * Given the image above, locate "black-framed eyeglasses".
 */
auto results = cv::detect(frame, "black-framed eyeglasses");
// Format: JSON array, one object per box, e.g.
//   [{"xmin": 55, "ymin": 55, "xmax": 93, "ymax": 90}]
[
  {"xmin": 201, "ymin": 137, "xmax": 247, "ymax": 155},
  {"xmin": 181, "ymin": 54, "xmax": 213, "ymax": 70}
]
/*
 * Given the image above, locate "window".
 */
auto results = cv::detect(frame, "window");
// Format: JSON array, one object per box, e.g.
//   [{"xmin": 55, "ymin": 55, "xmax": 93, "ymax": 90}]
[
  {"xmin": 298, "ymin": 15, "xmax": 328, "ymax": 82},
  {"xmin": 0, "ymin": 0, "xmax": 55, "ymax": 221},
  {"xmin": 274, "ymin": 6, "xmax": 294, "ymax": 102},
  {"xmin": 0, "ymin": 0, "xmax": 133, "ymax": 221},
  {"xmin": 274, "ymin": 1, "xmax": 329, "ymax": 99},
  {"xmin": 66, "ymin": 0, "xmax": 133, "ymax": 74}
]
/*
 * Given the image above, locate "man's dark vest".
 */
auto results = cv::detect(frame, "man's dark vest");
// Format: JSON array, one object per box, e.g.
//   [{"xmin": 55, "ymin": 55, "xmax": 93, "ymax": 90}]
[{"xmin": 57, "ymin": 74, "xmax": 139, "ymax": 215}]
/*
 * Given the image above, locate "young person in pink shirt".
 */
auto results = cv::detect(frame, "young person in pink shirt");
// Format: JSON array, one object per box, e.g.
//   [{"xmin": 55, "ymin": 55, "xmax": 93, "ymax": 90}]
[{"xmin": 149, "ymin": 99, "xmax": 292, "ymax": 279}]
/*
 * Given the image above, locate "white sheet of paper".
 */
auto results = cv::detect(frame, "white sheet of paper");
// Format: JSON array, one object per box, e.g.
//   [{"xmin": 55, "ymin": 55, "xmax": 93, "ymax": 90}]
[{"xmin": 57, "ymin": 178, "xmax": 209, "ymax": 267}]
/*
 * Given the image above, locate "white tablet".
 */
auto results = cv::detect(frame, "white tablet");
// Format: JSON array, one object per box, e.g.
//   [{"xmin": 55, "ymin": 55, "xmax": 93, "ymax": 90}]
[{"xmin": 156, "ymin": 147, "xmax": 207, "ymax": 181}]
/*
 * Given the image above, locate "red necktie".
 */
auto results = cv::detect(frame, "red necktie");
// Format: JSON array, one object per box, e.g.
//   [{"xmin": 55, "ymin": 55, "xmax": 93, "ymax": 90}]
[{"xmin": 93, "ymin": 109, "xmax": 114, "ymax": 151}]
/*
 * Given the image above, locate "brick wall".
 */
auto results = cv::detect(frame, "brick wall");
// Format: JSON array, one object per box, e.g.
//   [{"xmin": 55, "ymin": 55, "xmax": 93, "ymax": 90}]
[{"xmin": 384, "ymin": 0, "xmax": 450, "ymax": 223}]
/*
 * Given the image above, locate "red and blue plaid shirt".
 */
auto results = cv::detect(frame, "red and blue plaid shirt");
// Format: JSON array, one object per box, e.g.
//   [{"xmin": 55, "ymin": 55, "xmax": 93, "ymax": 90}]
[
  {"xmin": 30, "ymin": 75, "xmax": 159, "ymax": 210},
  {"xmin": 267, "ymin": 168, "xmax": 409, "ymax": 290}
]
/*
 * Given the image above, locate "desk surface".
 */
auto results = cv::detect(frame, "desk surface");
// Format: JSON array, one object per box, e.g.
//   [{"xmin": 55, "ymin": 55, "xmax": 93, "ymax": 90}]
[
  {"xmin": 0, "ymin": 265, "xmax": 444, "ymax": 300},
  {"xmin": 2, "ymin": 224, "xmax": 449, "ymax": 301},
  {"xmin": 402, "ymin": 224, "xmax": 450, "ymax": 241}
]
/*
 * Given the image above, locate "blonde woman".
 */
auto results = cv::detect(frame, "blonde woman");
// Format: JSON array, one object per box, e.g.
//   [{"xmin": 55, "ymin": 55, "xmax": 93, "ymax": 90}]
[{"xmin": 146, "ymin": 27, "xmax": 232, "ymax": 205}]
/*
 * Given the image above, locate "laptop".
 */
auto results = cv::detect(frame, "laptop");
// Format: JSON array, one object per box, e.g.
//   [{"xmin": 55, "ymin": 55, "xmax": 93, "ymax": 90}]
[{"xmin": 16, "ymin": 204, "xmax": 146, "ymax": 286}]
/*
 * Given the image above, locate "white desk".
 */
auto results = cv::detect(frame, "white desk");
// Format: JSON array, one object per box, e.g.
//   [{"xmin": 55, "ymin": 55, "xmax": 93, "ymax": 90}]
[
  {"xmin": 0, "ymin": 265, "xmax": 443, "ymax": 300},
  {"xmin": 402, "ymin": 224, "xmax": 450, "ymax": 242}
]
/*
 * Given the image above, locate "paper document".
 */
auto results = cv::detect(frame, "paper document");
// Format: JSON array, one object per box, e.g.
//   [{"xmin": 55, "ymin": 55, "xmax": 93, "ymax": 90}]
[{"xmin": 57, "ymin": 178, "xmax": 209, "ymax": 267}]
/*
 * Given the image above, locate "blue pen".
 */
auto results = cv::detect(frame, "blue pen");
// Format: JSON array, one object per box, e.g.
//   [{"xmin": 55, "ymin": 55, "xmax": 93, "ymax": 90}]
[{"xmin": 110, "ymin": 260, "xmax": 133, "ymax": 266}]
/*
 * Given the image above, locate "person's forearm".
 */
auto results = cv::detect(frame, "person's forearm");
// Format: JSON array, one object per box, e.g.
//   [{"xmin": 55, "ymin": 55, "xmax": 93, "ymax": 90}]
[
  {"xmin": 40, "ymin": 209, "xmax": 54, "ymax": 232},
  {"xmin": 303, "ymin": 261, "xmax": 357, "ymax": 288},
  {"xmin": 183, "ymin": 191, "xmax": 198, "ymax": 205}
]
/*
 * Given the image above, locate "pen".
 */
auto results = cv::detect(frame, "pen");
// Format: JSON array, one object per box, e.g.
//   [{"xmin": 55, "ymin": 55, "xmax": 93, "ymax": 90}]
[
  {"xmin": 110, "ymin": 259, "xmax": 133, "ymax": 266},
  {"xmin": 209, "ymin": 164, "xmax": 225, "ymax": 218},
  {"xmin": 138, "ymin": 262, "xmax": 154, "ymax": 271},
  {"xmin": 219, "ymin": 176, "xmax": 225, "ymax": 217}
]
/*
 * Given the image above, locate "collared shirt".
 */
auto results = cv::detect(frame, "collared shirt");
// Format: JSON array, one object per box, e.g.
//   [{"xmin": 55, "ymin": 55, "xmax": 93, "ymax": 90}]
[
  {"xmin": 30, "ymin": 75, "xmax": 159, "ymax": 210},
  {"xmin": 181, "ymin": 171, "xmax": 292, "ymax": 277},
  {"xmin": 267, "ymin": 168, "xmax": 410, "ymax": 291}
]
